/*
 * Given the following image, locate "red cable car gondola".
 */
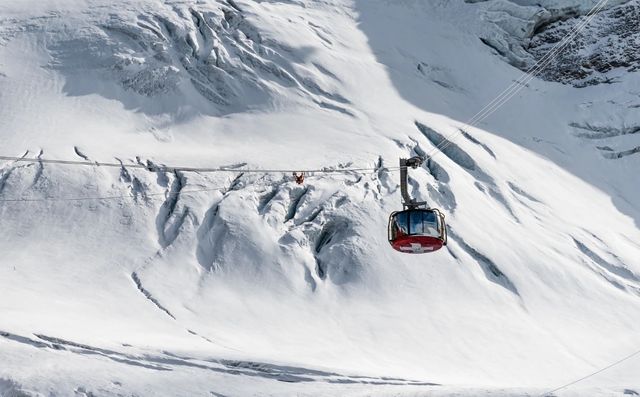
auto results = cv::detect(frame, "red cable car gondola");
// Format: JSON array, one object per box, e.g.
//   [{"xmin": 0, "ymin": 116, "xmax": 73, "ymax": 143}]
[{"xmin": 388, "ymin": 156, "xmax": 447, "ymax": 254}]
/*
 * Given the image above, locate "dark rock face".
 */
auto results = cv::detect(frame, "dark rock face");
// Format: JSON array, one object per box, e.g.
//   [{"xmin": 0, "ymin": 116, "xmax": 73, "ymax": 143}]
[
  {"xmin": 467, "ymin": 0, "xmax": 639, "ymax": 159},
  {"xmin": 525, "ymin": 1, "xmax": 640, "ymax": 87},
  {"xmin": 472, "ymin": 0, "xmax": 639, "ymax": 87}
]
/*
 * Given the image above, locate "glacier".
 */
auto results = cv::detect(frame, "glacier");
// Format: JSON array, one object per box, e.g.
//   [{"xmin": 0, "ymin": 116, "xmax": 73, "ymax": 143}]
[{"xmin": 0, "ymin": 0, "xmax": 639, "ymax": 396}]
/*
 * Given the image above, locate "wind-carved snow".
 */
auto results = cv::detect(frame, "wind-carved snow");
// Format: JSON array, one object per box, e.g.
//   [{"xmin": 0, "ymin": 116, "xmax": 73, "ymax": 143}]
[
  {"xmin": 407, "ymin": 142, "xmax": 457, "ymax": 212},
  {"xmin": 2, "ymin": 0, "xmax": 640, "ymax": 395},
  {"xmin": 193, "ymin": 171, "xmax": 378, "ymax": 286},
  {"xmin": 131, "ymin": 271, "xmax": 177, "ymax": 320},
  {"xmin": 44, "ymin": 1, "xmax": 351, "ymax": 116},
  {"xmin": 156, "ymin": 171, "xmax": 192, "ymax": 248},
  {"xmin": 415, "ymin": 121, "xmax": 517, "ymax": 221},
  {"xmin": 570, "ymin": 121, "xmax": 640, "ymax": 159},
  {"xmin": 573, "ymin": 237, "xmax": 640, "ymax": 296},
  {"xmin": 569, "ymin": 94, "xmax": 640, "ymax": 159},
  {"xmin": 0, "ymin": 377, "xmax": 31, "ymax": 397},
  {"xmin": 0, "ymin": 330, "xmax": 438, "ymax": 387}
]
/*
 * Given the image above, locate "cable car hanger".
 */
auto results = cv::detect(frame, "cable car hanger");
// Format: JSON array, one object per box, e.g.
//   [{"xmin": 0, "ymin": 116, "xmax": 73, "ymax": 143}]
[
  {"xmin": 388, "ymin": 156, "xmax": 447, "ymax": 254},
  {"xmin": 399, "ymin": 156, "xmax": 427, "ymax": 210}
]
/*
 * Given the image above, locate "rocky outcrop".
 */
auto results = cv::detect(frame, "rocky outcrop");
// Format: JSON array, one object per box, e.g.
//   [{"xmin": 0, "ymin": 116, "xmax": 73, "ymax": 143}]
[{"xmin": 471, "ymin": 0, "xmax": 639, "ymax": 87}]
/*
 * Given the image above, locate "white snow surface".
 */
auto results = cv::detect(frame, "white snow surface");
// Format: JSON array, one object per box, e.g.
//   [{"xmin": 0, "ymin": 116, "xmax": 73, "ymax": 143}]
[{"xmin": 1, "ymin": 0, "xmax": 640, "ymax": 396}]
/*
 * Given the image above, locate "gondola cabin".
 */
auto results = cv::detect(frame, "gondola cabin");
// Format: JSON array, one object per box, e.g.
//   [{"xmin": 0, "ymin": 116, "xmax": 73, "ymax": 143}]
[{"xmin": 388, "ymin": 208, "xmax": 447, "ymax": 254}]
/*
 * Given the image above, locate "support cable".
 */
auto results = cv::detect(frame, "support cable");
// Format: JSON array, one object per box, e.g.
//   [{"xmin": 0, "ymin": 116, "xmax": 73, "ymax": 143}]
[{"xmin": 538, "ymin": 347, "xmax": 640, "ymax": 396}]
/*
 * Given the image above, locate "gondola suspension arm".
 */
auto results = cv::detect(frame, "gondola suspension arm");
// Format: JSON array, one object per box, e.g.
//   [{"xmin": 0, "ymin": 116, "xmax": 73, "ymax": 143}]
[{"xmin": 400, "ymin": 156, "xmax": 427, "ymax": 210}]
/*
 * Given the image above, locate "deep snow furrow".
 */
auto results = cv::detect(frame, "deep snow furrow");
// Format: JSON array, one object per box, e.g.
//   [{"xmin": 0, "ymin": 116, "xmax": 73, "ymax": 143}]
[
  {"xmin": 0, "ymin": 331, "xmax": 171, "ymax": 371},
  {"xmin": 195, "ymin": 173, "xmax": 249, "ymax": 271},
  {"xmin": 156, "ymin": 171, "xmax": 189, "ymax": 248},
  {"xmin": 571, "ymin": 122, "xmax": 640, "ymax": 139},
  {"xmin": 9, "ymin": 329, "xmax": 439, "ymax": 385},
  {"xmin": 416, "ymin": 122, "xmax": 477, "ymax": 171},
  {"xmin": 425, "ymin": 157, "xmax": 450, "ymax": 183},
  {"xmin": 2, "ymin": 329, "xmax": 439, "ymax": 386},
  {"xmin": 573, "ymin": 238, "xmax": 640, "ymax": 284},
  {"xmin": 30, "ymin": 151, "xmax": 44, "ymax": 187},
  {"xmin": 461, "ymin": 130, "xmax": 496, "ymax": 158},
  {"xmin": 130, "ymin": 272, "xmax": 176, "ymax": 319},
  {"xmin": 285, "ymin": 186, "xmax": 309, "ymax": 223},
  {"xmin": 258, "ymin": 186, "xmax": 280, "ymax": 215},
  {"xmin": 0, "ymin": 168, "xmax": 14, "ymax": 195},
  {"xmin": 313, "ymin": 219, "xmax": 350, "ymax": 280},
  {"xmin": 317, "ymin": 101, "xmax": 355, "ymax": 116},
  {"xmin": 507, "ymin": 182, "xmax": 542, "ymax": 204},
  {"xmin": 449, "ymin": 231, "xmax": 520, "ymax": 297},
  {"xmin": 73, "ymin": 146, "xmax": 90, "ymax": 161},
  {"xmin": 136, "ymin": 17, "xmax": 166, "ymax": 41},
  {"xmin": 0, "ymin": 331, "xmax": 51, "ymax": 348},
  {"xmin": 601, "ymin": 145, "xmax": 640, "ymax": 159},
  {"xmin": 36, "ymin": 334, "xmax": 120, "ymax": 354},
  {"xmin": 416, "ymin": 125, "xmax": 516, "ymax": 217},
  {"xmin": 409, "ymin": 143, "xmax": 457, "ymax": 211},
  {"xmin": 415, "ymin": 122, "xmax": 509, "ymax": 216},
  {"xmin": 189, "ymin": 9, "xmax": 214, "ymax": 61}
]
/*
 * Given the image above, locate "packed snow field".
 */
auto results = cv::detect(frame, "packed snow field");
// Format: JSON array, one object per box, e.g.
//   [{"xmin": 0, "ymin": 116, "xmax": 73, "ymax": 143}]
[{"xmin": 1, "ymin": 0, "xmax": 639, "ymax": 396}]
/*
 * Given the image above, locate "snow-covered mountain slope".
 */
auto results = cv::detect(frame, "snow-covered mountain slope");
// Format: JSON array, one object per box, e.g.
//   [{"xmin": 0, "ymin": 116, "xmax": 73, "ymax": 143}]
[{"xmin": 1, "ymin": 1, "xmax": 639, "ymax": 396}]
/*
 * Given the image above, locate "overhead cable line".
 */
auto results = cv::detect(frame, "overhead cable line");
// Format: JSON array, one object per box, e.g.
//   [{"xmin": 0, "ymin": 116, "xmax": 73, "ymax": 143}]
[
  {"xmin": 0, "ymin": 155, "xmax": 399, "ymax": 175},
  {"xmin": 538, "ymin": 346, "xmax": 640, "ymax": 396},
  {"xmin": 0, "ymin": 158, "xmax": 393, "ymax": 202}
]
